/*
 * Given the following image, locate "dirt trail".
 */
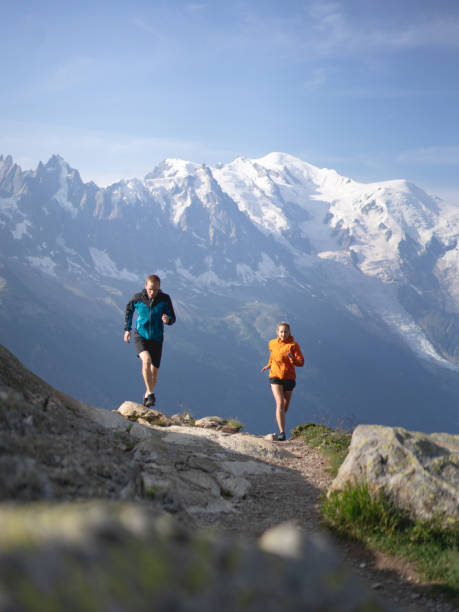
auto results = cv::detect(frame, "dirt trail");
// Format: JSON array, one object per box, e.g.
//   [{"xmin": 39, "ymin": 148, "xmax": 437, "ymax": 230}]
[{"xmin": 193, "ymin": 436, "xmax": 456, "ymax": 612}]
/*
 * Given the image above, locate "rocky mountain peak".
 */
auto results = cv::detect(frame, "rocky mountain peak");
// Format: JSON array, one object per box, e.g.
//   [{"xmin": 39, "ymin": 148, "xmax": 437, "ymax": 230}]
[
  {"xmin": 1, "ymin": 151, "xmax": 459, "ymax": 436},
  {"xmin": 0, "ymin": 154, "xmax": 14, "ymax": 169}
]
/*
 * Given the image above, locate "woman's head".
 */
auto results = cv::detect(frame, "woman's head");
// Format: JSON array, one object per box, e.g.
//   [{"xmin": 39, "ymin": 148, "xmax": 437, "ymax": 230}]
[{"xmin": 276, "ymin": 321, "xmax": 291, "ymax": 340}]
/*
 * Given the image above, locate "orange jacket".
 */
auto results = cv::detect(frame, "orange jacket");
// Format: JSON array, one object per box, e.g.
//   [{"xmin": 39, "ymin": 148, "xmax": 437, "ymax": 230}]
[{"xmin": 267, "ymin": 336, "xmax": 304, "ymax": 380}]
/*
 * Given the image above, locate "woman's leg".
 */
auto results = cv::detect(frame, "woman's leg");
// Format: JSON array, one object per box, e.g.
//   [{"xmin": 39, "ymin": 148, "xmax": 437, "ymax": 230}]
[
  {"xmin": 284, "ymin": 389, "xmax": 293, "ymax": 413},
  {"xmin": 271, "ymin": 384, "xmax": 286, "ymax": 433}
]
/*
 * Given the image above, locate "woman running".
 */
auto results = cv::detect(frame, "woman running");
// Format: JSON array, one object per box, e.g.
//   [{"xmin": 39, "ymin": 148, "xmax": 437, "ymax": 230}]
[{"xmin": 260, "ymin": 321, "xmax": 304, "ymax": 441}]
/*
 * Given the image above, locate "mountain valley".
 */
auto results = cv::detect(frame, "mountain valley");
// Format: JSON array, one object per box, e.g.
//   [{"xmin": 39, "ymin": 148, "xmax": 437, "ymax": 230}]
[{"xmin": 1, "ymin": 152, "xmax": 458, "ymax": 433}]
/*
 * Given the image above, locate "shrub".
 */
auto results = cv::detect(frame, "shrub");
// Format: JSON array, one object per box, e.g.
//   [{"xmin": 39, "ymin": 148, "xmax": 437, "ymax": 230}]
[{"xmin": 225, "ymin": 418, "xmax": 243, "ymax": 432}]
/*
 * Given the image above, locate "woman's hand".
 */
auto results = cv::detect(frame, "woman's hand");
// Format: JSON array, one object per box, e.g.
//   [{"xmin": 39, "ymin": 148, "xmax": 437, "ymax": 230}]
[{"xmin": 260, "ymin": 365, "xmax": 269, "ymax": 373}]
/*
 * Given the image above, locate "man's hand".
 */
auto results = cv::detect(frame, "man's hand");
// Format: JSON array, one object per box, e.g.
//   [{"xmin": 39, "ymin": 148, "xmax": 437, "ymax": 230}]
[
  {"xmin": 124, "ymin": 331, "xmax": 131, "ymax": 343},
  {"xmin": 162, "ymin": 314, "xmax": 170, "ymax": 324}
]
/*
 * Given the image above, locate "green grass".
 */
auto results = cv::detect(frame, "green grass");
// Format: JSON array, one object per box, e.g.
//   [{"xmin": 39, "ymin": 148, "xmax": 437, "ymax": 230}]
[
  {"xmin": 291, "ymin": 422, "xmax": 351, "ymax": 476},
  {"xmin": 124, "ymin": 440, "xmax": 136, "ymax": 451},
  {"xmin": 145, "ymin": 486, "xmax": 159, "ymax": 500},
  {"xmin": 225, "ymin": 418, "xmax": 243, "ymax": 432},
  {"xmin": 322, "ymin": 482, "xmax": 459, "ymax": 602},
  {"xmin": 178, "ymin": 411, "xmax": 196, "ymax": 426},
  {"xmin": 292, "ymin": 422, "xmax": 459, "ymax": 601}
]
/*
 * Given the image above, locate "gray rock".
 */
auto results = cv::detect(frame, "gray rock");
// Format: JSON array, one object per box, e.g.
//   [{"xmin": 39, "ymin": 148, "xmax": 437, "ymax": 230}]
[
  {"xmin": 129, "ymin": 421, "xmax": 157, "ymax": 440},
  {"xmin": 329, "ymin": 425, "xmax": 459, "ymax": 524},
  {"xmin": 194, "ymin": 416, "xmax": 242, "ymax": 433},
  {"xmin": 170, "ymin": 411, "xmax": 195, "ymax": 425},
  {"xmin": 0, "ymin": 370, "xmax": 143, "ymax": 503},
  {"xmin": 0, "ymin": 456, "xmax": 55, "ymax": 499},
  {"xmin": 79, "ymin": 404, "xmax": 131, "ymax": 431},
  {"xmin": 117, "ymin": 402, "xmax": 174, "ymax": 427},
  {"xmin": 141, "ymin": 473, "xmax": 171, "ymax": 497},
  {"xmin": 219, "ymin": 459, "xmax": 277, "ymax": 476},
  {"xmin": 117, "ymin": 400, "xmax": 149, "ymax": 418},
  {"xmin": 195, "ymin": 416, "xmax": 227, "ymax": 429},
  {"xmin": 179, "ymin": 468, "xmax": 221, "ymax": 497},
  {"xmin": 259, "ymin": 520, "xmax": 304, "ymax": 559},
  {"xmin": 0, "ymin": 502, "xmax": 395, "ymax": 611},
  {"xmin": 214, "ymin": 472, "xmax": 250, "ymax": 498}
]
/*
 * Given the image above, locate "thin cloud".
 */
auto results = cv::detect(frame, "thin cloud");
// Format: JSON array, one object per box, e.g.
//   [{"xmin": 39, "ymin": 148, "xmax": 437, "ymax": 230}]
[
  {"xmin": 130, "ymin": 16, "xmax": 158, "ymax": 35},
  {"xmin": 316, "ymin": 85, "xmax": 457, "ymax": 99},
  {"xmin": 45, "ymin": 57, "xmax": 96, "ymax": 92},
  {"xmin": 378, "ymin": 17, "xmax": 459, "ymax": 49},
  {"xmin": 205, "ymin": 2, "xmax": 459, "ymax": 66},
  {"xmin": 300, "ymin": 2, "xmax": 459, "ymax": 58},
  {"xmin": 397, "ymin": 146, "xmax": 459, "ymax": 165},
  {"xmin": 184, "ymin": 3, "xmax": 207, "ymax": 12}
]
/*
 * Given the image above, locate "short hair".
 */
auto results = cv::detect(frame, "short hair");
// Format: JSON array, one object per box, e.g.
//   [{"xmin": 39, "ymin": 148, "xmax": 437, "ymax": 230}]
[
  {"xmin": 145, "ymin": 274, "xmax": 160, "ymax": 286},
  {"xmin": 277, "ymin": 321, "xmax": 291, "ymax": 334}
]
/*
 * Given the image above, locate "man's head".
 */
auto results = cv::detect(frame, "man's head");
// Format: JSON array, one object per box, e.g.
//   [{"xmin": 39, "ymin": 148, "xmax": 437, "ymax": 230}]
[{"xmin": 145, "ymin": 274, "xmax": 160, "ymax": 299}]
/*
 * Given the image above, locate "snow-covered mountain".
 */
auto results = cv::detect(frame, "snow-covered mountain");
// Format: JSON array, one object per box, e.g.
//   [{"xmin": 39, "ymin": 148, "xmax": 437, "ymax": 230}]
[{"xmin": 1, "ymin": 152, "xmax": 458, "ymax": 433}]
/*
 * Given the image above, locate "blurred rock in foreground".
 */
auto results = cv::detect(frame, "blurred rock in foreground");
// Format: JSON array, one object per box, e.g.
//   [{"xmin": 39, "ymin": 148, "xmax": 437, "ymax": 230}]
[{"xmin": 0, "ymin": 501, "xmax": 393, "ymax": 612}]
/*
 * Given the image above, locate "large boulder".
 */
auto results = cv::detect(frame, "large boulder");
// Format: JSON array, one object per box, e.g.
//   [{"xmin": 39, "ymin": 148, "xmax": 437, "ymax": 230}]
[{"xmin": 329, "ymin": 425, "xmax": 459, "ymax": 524}]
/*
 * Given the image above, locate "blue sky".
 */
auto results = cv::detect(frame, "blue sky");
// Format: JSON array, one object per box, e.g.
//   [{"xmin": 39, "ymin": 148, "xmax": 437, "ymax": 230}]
[{"xmin": 2, "ymin": 0, "xmax": 459, "ymax": 202}]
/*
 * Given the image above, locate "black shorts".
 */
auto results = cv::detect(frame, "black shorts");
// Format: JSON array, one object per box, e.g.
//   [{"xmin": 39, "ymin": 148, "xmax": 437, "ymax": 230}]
[
  {"xmin": 134, "ymin": 333, "xmax": 163, "ymax": 368},
  {"xmin": 269, "ymin": 378, "xmax": 296, "ymax": 391}
]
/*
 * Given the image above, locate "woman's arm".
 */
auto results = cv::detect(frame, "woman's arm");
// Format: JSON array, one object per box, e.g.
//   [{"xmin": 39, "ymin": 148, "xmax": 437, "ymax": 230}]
[
  {"xmin": 291, "ymin": 343, "xmax": 305, "ymax": 367},
  {"xmin": 260, "ymin": 344, "xmax": 273, "ymax": 373}
]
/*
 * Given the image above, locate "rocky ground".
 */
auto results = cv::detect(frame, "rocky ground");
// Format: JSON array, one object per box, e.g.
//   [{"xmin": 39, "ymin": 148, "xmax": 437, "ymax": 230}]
[
  {"xmin": 0, "ymin": 343, "xmax": 457, "ymax": 611},
  {"xmin": 191, "ymin": 436, "xmax": 456, "ymax": 612},
  {"xmin": 114, "ymin": 403, "xmax": 457, "ymax": 612}
]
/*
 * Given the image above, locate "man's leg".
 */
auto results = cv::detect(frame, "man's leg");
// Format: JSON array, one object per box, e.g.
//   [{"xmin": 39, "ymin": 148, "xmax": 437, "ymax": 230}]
[
  {"xmin": 271, "ymin": 384, "xmax": 286, "ymax": 434},
  {"xmin": 149, "ymin": 363, "xmax": 159, "ymax": 392},
  {"xmin": 139, "ymin": 351, "xmax": 155, "ymax": 394}
]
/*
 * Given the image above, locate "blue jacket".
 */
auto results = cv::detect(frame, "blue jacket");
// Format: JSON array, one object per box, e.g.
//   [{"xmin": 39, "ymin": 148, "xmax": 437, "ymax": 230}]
[{"xmin": 124, "ymin": 289, "xmax": 176, "ymax": 342}]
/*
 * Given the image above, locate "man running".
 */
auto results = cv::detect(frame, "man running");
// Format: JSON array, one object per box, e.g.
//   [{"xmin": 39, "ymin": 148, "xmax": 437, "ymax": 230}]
[{"xmin": 124, "ymin": 274, "xmax": 176, "ymax": 407}]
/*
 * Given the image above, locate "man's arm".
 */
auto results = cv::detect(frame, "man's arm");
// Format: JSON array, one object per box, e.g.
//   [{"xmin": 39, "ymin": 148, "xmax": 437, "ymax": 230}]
[
  {"xmin": 124, "ymin": 296, "xmax": 136, "ymax": 340},
  {"xmin": 164, "ymin": 294, "xmax": 176, "ymax": 325}
]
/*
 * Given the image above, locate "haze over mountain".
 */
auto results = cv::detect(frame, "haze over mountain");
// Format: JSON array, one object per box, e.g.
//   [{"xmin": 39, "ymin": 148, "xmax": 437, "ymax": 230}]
[{"xmin": 1, "ymin": 152, "xmax": 458, "ymax": 434}]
